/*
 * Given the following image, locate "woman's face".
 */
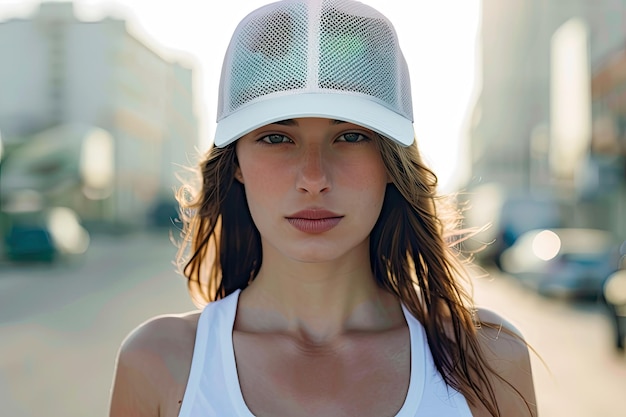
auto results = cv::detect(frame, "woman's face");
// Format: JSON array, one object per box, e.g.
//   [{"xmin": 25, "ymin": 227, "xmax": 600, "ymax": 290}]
[{"xmin": 235, "ymin": 117, "xmax": 389, "ymax": 264}]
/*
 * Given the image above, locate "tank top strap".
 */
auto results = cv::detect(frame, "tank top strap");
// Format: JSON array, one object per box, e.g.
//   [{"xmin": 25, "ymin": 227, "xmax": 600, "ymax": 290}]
[
  {"xmin": 394, "ymin": 304, "xmax": 427, "ymax": 416},
  {"xmin": 400, "ymin": 305, "xmax": 473, "ymax": 417},
  {"xmin": 178, "ymin": 289, "xmax": 243, "ymax": 417}
]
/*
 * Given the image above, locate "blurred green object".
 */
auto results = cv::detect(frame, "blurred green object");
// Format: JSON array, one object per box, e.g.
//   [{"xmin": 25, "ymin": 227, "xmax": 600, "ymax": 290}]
[
  {"xmin": 3, "ymin": 206, "xmax": 90, "ymax": 263},
  {"xmin": 5, "ymin": 225, "xmax": 56, "ymax": 262}
]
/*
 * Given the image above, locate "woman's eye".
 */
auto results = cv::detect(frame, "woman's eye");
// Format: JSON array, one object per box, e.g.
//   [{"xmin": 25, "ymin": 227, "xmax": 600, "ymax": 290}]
[
  {"xmin": 338, "ymin": 132, "xmax": 368, "ymax": 143},
  {"xmin": 261, "ymin": 134, "xmax": 290, "ymax": 144}
]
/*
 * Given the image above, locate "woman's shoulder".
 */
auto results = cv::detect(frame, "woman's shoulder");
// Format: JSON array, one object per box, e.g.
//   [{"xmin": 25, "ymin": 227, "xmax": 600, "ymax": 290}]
[
  {"xmin": 109, "ymin": 311, "xmax": 201, "ymax": 416},
  {"xmin": 475, "ymin": 308, "xmax": 529, "ymax": 360},
  {"xmin": 121, "ymin": 311, "xmax": 202, "ymax": 352},
  {"xmin": 118, "ymin": 310, "xmax": 202, "ymax": 383},
  {"xmin": 473, "ymin": 308, "xmax": 538, "ymax": 416}
]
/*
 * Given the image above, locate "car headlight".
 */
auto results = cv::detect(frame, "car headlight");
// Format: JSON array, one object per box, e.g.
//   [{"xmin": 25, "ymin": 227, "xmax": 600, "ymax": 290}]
[{"xmin": 532, "ymin": 230, "xmax": 561, "ymax": 261}]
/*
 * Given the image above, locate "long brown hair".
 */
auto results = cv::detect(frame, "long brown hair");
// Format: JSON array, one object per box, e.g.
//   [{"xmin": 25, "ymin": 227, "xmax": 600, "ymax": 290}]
[{"xmin": 175, "ymin": 134, "xmax": 529, "ymax": 416}]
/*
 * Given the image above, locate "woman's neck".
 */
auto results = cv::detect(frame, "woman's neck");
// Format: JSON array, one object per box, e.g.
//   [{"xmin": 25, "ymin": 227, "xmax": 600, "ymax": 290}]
[{"xmin": 236, "ymin": 254, "xmax": 404, "ymax": 344}]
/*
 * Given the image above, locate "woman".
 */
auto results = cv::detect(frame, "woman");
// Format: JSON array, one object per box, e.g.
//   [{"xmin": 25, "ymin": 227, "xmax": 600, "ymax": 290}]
[{"xmin": 109, "ymin": 0, "xmax": 537, "ymax": 416}]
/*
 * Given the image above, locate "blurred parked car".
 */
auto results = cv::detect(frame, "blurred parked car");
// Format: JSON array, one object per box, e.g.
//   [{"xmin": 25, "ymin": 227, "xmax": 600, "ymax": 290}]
[
  {"xmin": 499, "ymin": 228, "xmax": 620, "ymax": 299},
  {"xmin": 602, "ymin": 243, "xmax": 626, "ymax": 351},
  {"xmin": 5, "ymin": 225, "xmax": 57, "ymax": 262},
  {"xmin": 4, "ymin": 206, "xmax": 90, "ymax": 263}
]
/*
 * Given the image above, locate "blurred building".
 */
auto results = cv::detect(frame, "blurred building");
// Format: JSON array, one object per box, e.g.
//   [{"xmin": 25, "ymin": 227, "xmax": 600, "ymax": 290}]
[
  {"xmin": 0, "ymin": 2, "xmax": 198, "ymax": 234},
  {"xmin": 587, "ymin": 44, "xmax": 626, "ymax": 237},
  {"xmin": 468, "ymin": 0, "xmax": 626, "ymax": 238}
]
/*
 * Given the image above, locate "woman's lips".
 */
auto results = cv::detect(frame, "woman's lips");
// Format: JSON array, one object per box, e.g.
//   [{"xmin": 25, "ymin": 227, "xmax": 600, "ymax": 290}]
[
  {"xmin": 286, "ymin": 209, "xmax": 343, "ymax": 234},
  {"xmin": 286, "ymin": 217, "xmax": 342, "ymax": 233}
]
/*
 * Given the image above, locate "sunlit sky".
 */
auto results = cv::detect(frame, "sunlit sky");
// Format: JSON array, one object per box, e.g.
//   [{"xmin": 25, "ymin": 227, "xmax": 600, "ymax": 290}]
[{"xmin": 0, "ymin": 0, "xmax": 481, "ymax": 192}]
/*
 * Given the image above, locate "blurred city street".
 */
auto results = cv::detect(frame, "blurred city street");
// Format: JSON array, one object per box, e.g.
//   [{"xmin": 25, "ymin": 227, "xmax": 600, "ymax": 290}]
[
  {"xmin": 0, "ymin": 231, "xmax": 625, "ymax": 417},
  {"xmin": 1, "ymin": 1, "xmax": 626, "ymax": 416}
]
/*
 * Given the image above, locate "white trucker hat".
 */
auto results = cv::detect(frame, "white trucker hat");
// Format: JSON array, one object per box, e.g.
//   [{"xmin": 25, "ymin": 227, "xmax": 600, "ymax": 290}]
[{"xmin": 214, "ymin": 0, "xmax": 415, "ymax": 148}]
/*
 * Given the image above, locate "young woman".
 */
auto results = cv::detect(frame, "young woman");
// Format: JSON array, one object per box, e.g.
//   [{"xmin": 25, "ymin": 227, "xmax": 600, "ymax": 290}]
[{"xmin": 109, "ymin": 1, "xmax": 537, "ymax": 416}]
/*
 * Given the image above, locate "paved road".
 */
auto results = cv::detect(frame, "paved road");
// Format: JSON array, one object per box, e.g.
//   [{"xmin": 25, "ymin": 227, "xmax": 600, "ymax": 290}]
[
  {"xmin": 0, "ymin": 230, "xmax": 196, "ymax": 417},
  {"xmin": 1, "ymin": 231, "xmax": 625, "ymax": 416}
]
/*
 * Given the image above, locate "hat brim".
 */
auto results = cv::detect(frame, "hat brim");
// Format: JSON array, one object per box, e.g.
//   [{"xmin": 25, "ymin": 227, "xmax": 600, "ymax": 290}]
[{"xmin": 213, "ymin": 93, "xmax": 415, "ymax": 148}]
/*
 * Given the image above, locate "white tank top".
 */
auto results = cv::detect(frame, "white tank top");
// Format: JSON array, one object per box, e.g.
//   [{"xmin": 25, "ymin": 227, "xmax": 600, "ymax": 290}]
[{"xmin": 178, "ymin": 289, "xmax": 473, "ymax": 417}]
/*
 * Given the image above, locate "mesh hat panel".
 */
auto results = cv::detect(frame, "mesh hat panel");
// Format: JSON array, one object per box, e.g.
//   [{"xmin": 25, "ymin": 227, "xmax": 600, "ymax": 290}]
[
  {"xmin": 319, "ymin": 5, "xmax": 396, "ymax": 111},
  {"xmin": 222, "ymin": 2, "xmax": 309, "ymax": 114},
  {"xmin": 215, "ymin": 0, "xmax": 415, "ymax": 147}
]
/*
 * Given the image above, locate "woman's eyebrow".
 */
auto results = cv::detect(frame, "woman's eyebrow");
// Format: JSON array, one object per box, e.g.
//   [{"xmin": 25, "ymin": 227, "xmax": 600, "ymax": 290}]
[
  {"xmin": 270, "ymin": 119, "xmax": 348, "ymax": 126},
  {"xmin": 272, "ymin": 119, "xmax": 297, "ymax": 126}
]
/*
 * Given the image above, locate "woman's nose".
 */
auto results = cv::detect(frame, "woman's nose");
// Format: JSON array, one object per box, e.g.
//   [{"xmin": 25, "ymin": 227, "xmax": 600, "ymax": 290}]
[{"xmin": 295, "ymin": 146, "xmax": 331, "ymax": 194}]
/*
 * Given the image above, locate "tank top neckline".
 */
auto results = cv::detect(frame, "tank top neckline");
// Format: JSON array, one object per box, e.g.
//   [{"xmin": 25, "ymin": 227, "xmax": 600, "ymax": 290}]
[{"xmin": 219, "ymin": 289, "xmax": 425, "ymax": 417}]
